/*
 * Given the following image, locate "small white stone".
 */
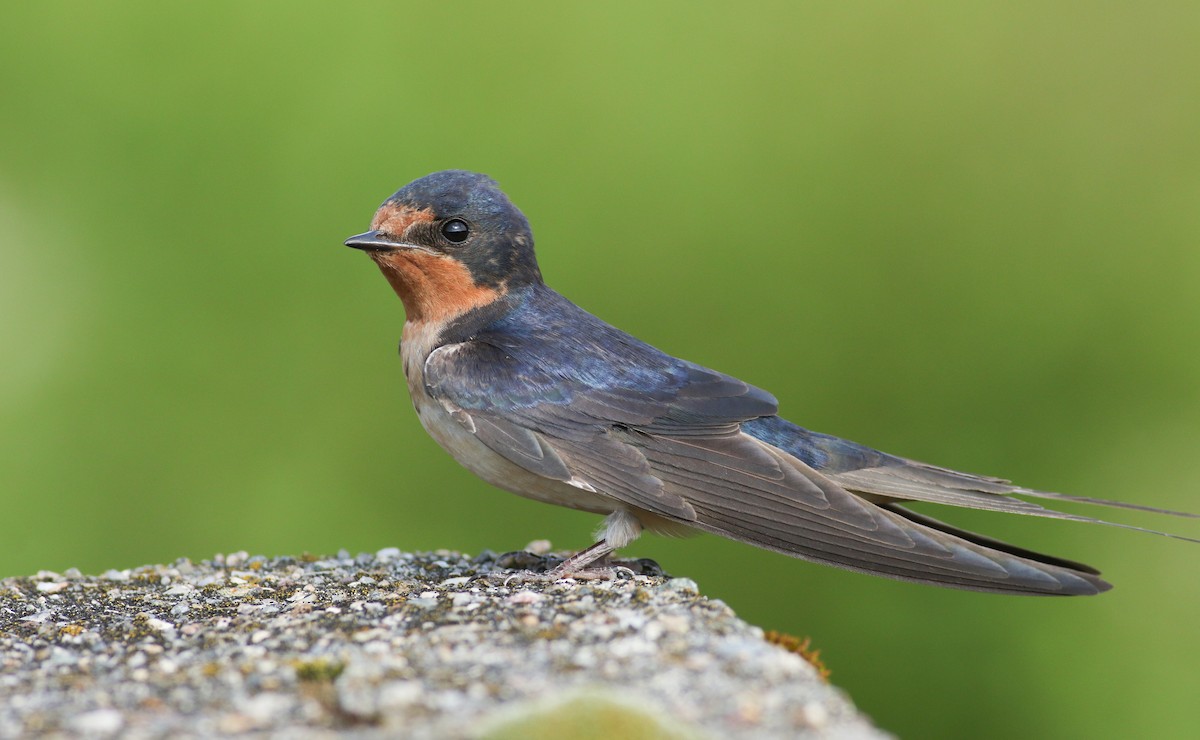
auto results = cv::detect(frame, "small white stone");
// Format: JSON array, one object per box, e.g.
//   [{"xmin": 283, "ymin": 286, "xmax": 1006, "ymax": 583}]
[
  {"xmin": 379, "ymin": 680, "xmax": 424, "ymax": 708},
  {"xmin": 241, "ymin": 693, "xmax": 295, "ymax": 725},
  {"xmin": 376, "ymin": 547, "xmax": 402, "ymax": 561},
  {"xmin": 608, "ymin": 636, "xmax": 655, "ymax": 658},
  {"xmin": 145, "ymin": 618, "xmax": 176, "ymax": 633},
  {"xmin": 665, "ymin": 577, "xmax": 699, "ymax": 594},
  {"xmin": 571, "ymin": 648, "xmax": 598, "ymax": 668},
  {"xmin": 36, "ymin": 581, "xmax": 69, "ymax": 593},
  {"xmin": 658, "ymin": 614, "xmax": 690, "ymax": 634},
  {"xmin": 68, "ymin": 708, "xmax": 123, "ymax": 735},
  {"xmin": 362, "ymin": 640, "xmax": 390, "ymax": 654},
  {"xmin": 450, "ymin": 592, "xmax": 476, "ymax": 608},
  {"xmin": 799, "ymin": 701, "xmax": 829, "ymax": 728}
]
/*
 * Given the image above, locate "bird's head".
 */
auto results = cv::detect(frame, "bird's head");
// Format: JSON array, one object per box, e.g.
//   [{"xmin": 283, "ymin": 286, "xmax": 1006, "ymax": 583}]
[{"xmin": 345, "ymin": 170, "xmax": 541, "ymax": 323}]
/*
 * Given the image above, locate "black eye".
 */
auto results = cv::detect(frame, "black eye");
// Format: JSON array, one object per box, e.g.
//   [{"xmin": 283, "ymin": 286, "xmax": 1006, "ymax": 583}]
[{"xmin": 441, "ymin": 219, "xmax": 470, "ymax": 244}]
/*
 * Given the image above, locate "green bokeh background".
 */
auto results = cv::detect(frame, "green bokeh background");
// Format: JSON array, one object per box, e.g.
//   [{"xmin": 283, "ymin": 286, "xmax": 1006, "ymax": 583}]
[{"xmin": 3, "ymin": 3, "xmax": 1198, "ymax": 737}]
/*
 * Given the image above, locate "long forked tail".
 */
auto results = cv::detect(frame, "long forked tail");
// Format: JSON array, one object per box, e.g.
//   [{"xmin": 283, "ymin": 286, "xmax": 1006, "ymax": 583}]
[
  {"xmin": 744, "ymin": 416, "xmax": 1200, "ymax": 543},
  {"xmin": 1013, "ymin": 487, "xmax": 1200, "ymax": 520},
  {"xmin": 829, "ymin": 460, "xmax": 1200, "ymax": 544}
]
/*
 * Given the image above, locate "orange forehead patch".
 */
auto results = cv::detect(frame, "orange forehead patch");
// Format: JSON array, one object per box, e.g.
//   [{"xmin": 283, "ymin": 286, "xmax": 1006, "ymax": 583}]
[
  {"xmin": 370, "ymin": 203, "xmax": 435, "ymax": 237},
  {"xmin": 370, "ymin": 250, "xmax": 502, "ymax": 325}
]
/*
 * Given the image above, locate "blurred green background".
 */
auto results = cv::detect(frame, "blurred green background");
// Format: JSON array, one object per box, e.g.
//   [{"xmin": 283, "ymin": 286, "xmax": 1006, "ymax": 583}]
[{"xmin": 3, "ymin": 2, "xmax": 1198, "ymax": 737}]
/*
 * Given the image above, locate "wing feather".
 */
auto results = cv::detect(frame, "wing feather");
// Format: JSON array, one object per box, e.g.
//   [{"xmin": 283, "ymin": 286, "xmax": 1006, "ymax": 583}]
[{"xmin": 424, "ymin": 333, "xmax": 1118, "ymax": 594}]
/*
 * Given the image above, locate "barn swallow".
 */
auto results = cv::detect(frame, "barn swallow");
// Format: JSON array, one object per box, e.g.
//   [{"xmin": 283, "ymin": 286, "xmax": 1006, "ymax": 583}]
[{"xmin": 345, "ymin": 170, "xmax": 1197, "ymax": 596}]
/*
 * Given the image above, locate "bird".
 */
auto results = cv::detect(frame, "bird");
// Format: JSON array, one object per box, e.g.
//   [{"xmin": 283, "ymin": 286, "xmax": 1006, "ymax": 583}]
[{"xmin": 345, "ymin": 170, "xmax": 1196, "ymax": 596}]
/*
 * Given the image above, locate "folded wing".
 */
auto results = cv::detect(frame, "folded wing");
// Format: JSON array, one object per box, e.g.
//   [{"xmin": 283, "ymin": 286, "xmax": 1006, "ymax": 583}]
[{"xmin": 425, "ymin": 334, "xmax": 1120, "ymax": 595}]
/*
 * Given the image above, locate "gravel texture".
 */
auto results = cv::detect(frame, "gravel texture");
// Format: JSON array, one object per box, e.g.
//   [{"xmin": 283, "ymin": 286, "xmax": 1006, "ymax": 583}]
[{"xmin": 0, "ymin": 547, "xmax": 885, "ymax": 739}]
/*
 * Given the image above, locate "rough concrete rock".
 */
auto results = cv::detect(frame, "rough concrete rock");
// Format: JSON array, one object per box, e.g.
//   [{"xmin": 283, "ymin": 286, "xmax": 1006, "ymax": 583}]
[{"xmin": 0, "ymin": 548, "xmax": 886, "ymax": 739}]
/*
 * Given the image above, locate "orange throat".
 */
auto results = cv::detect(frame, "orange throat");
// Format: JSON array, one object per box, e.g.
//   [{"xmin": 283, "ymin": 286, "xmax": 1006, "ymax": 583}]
[{"xmin": 370, "ymin": 250, "xmax": 501, "ymax": 325}]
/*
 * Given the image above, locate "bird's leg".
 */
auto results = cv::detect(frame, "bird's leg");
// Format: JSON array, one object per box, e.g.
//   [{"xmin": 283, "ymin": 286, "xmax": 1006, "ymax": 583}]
[
  {"xmin": 491, "ymin": 540, "xmax": 618, "ymax": 584},
  {"xmin": 543, "ymin": 510, "xmax": 659, "ymax": 579},
  {"xmin": 492, "ymin": 511, "xmax": 663, "ymax": 582},
  {"xmin": 545, "ymin": 539, "xmax": 617, "ymax": 579}
]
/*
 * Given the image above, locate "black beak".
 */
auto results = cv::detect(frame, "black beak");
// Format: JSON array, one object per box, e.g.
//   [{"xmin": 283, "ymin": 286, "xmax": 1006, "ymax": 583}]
[{"xmin": 344, "ymin": 230, "xmax": 403, "ymax": 251}]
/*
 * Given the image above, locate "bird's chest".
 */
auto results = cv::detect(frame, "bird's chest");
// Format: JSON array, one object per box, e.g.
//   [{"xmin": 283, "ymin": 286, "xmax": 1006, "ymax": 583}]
[
  {"xmin": 399, "ymin": 321, "xmax": 447, "ymax": 426},
  {"xmin": 400, "ymin": 329, "xmax": 432, "ymax": 400}
]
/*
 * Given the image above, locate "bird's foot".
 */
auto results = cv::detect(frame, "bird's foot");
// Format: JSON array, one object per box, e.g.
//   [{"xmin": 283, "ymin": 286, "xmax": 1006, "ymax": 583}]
[{"xmin": 487, "ymin": 542, "xmax": 665, "ymax": 584}]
